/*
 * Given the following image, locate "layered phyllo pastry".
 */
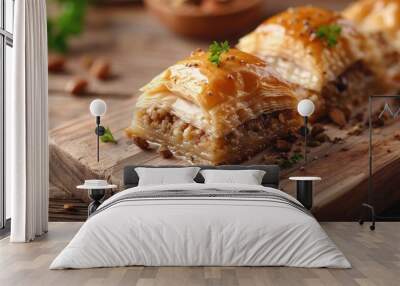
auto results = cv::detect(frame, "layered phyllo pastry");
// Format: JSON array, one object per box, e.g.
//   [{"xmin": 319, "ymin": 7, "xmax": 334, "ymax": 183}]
[
  {"xmin": 237, "ymin": 6, "xmax": 383, "ymax": 118},
  {"xmin": 343, "ymin": 0, "xmax": 400, "ymax": 87},
  {"xmin": 126, "ymin": 48, "xmax": 301, "ymax": 165}
]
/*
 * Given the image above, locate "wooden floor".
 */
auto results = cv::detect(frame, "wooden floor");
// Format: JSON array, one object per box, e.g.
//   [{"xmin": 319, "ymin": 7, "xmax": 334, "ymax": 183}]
[{"xmin": 0, "ymin": 222, "xmax": 399, "ymax": 286}]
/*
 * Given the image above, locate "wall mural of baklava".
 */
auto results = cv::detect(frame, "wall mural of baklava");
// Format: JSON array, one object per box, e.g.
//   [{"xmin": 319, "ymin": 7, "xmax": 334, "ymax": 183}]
[{"xmin": 48, "ymin": 1, "xmax": 400, "ymax": 222}]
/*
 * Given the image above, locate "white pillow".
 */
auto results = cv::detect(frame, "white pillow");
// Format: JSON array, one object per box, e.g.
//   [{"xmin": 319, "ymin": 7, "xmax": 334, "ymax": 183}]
[
  {"xmin": 135, "ymin": 167, "xmax": 200, "ymax": 186},
  {"xmin": 200, "ymin": 169, "xmax": 266, "ymax": 185}
]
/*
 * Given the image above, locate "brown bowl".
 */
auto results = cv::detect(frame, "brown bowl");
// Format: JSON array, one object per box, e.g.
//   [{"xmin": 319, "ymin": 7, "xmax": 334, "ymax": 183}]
[{"xmin": 144, "ymin": 0, "xmax": 264, "ymax": 40}]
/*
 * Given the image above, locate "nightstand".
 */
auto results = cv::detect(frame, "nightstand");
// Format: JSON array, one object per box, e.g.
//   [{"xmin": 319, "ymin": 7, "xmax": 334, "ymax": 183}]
[
  {"xmin": 289, "ymin": 177, "xmax": 321, "ymax": 210},
  {"xmin": 77, "ymin": 180, "xmax": 117, "ymax": 216}
]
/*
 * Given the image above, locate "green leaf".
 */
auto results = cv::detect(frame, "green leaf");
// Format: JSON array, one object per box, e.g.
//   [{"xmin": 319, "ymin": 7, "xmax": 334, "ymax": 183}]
[
  {"xmin": 278, "ymin": 153, "xmax": 304, "ymax": 169},
  {"xmin": 316, "ymin": 24, "xmax": 342, "ymax": 48},
  {"xmin": 57, "ymin": 1, "xmax": 86, "ymax": 35},
  {"xmin": 290, "ymin": 153, "xmax": 304, "ymax": 162},
  {"xmin": 50, "ymin": 32, "xmax": 69, "ymax": 53},
  {"xmin": 208, "ymin": 40, "xmax": 230, "ymax": 65},
  {"xmin": 100, "ymin": 127, "xmax": 117, "ymax": 144},
  {"xmin": 47, "ymin": 0, "xmax": 88, "ymax": 53}
]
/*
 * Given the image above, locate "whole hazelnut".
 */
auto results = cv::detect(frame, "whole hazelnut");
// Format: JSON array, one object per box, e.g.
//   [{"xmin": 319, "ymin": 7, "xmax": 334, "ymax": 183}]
[
  {"xmin": 90, "ymin": 59, "xmax": 111, "ymax": 80},
  {"xmin": 65, "ymin": 78, "xmax": 88, "ymax": 95}
]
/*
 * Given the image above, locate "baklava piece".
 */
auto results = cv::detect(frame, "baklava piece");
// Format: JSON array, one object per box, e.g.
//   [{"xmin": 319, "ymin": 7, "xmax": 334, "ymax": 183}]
[
  {"xmin": 237, "ymin": 6, "xmax": 385, "ymax": 119},
  {"xmin": 343, "ymin": 0, "xmax": 400, "ymax": 88},
  {"xmin": 126, "ymin": 49, "xmax": 301, "ymax": 165}
]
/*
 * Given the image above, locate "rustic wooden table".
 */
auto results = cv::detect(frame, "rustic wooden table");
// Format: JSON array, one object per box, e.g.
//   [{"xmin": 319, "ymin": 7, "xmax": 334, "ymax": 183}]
[{"xmin": 50, "ymin": 1, "xmax": 400, "ymax": 222}]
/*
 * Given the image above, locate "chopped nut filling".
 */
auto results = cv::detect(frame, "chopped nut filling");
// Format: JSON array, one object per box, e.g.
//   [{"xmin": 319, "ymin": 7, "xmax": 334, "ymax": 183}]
[{"xmin": 128, "ymin": 107, "xmax": 299, "ymax": 165}]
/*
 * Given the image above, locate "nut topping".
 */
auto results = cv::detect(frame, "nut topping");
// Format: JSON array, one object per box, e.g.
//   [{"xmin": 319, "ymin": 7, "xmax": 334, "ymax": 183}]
[
  {"xmin": 329, "ymin": 108, "xmax": 347, "ymax": 128},
  {"xmin": 132, "ymin": 136, "xmax": 150, "ymax": 150},
  {"xmin": 158, "ymin": 145, "xmax": 173, "ymax": 159}
]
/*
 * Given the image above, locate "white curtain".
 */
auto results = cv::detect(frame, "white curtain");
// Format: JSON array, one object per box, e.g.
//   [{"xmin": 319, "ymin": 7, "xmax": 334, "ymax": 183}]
[{"xmin": 8, "ymin": 0, "xmax": 49, "ymax": 242}]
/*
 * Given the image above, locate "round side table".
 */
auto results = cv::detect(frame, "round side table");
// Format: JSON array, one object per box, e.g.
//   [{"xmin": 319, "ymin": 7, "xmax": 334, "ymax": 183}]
[
  {"xmin": 77, "ymin": 183, "xmax": 117, "ymax": 216},
  {"xmin": 289, "ymin": 177, "xmax": 321, "ymax": 210}
]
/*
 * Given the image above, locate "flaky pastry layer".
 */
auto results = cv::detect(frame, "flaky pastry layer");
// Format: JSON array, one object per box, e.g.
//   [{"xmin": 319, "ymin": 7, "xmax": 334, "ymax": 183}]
[
  {"xmin": 343, "ymin": 0, "xmax": 400, "ymax": 51},
  {"xmin": 343, "ymin": 0, "xmax": 400, "ymax": 87},
  {"xmin": 237, "ymin": 6, "xmax": 368, "ymax": 92},
  {"xmin": 134, "ymin": 48, "xmax": 299, "ymax": 138}
]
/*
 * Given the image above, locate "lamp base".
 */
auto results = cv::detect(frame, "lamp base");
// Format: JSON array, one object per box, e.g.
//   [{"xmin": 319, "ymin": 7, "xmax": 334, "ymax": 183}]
[
  {"xmin": 88, "ymin": 189, "xmax": 106, "ymax": 216},
  {"xmin": 95, "ymin": 126, "xmax": 105, "ymax": 136},
  {"xmin": 296, "ymin": 181, "xmax": 313, "ymax": 210},
  {"xmin": 299, "ymin": 126, "xmax": 309, "ymax": 137},
  {"xmin": 359, "ymin": 203, "xmax": 375, "ymax": 230}
]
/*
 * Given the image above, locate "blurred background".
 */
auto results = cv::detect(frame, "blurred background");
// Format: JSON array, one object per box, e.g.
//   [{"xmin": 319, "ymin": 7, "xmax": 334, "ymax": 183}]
[{"xmin": 47, "ymin": 0, "xmax": 354, "ymax": 129}]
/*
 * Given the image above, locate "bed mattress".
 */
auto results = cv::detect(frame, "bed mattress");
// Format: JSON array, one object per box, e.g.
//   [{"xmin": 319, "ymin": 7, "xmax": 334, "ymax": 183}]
[{"xmin": 50, "ymin": 183, "xmax": 351, "ymax": 269}]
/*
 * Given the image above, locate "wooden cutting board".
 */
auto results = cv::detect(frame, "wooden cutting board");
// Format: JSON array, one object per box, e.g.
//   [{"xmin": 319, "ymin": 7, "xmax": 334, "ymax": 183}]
[{"xmin": 49, "ymin": 95, "xmax": 400, "ymax": 221}]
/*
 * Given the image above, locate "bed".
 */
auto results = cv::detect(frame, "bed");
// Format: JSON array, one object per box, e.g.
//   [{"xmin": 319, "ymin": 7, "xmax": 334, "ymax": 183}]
[{"xmin": 50, "ymin": 165, "xmax": 350, "ymax": 269}]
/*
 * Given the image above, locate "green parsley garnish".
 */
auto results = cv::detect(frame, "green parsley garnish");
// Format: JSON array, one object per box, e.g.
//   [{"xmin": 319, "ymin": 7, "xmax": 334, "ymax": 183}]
[
  {"xmin": 316, "ymin": 24, "xmax": 342, "ymax": 48},
  {"xmin": 208, "ymin": 41, "xmax": 230, "ymax": 66},
  {"xmin": 278, "ymin": 153, "xmax": 304, "ymax": 169},
  {"xmin": 100, "ymin": 127, "xmax": 117, "ymax": 144},
  {"xmin": 47, "ymin": 0, "xmax": 88, "ymax": 53}
]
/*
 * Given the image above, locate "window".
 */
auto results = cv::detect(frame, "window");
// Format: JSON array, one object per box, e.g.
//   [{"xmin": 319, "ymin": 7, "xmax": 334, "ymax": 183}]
[{"xmin": 0, "ymin": 0, "xmax": 14, "ymax": 231}]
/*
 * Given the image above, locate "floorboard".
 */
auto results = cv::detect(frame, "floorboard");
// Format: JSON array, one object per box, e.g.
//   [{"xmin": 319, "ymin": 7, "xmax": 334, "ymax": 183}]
[{"xmin": 0, "ymin": 222, "xmax": 399, "ymax": 286}]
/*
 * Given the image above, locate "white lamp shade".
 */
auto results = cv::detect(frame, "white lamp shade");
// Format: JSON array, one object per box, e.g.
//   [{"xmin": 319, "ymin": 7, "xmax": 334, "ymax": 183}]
[
  {"xmin": 297, "ymin": 99, "xmax": 315, "ymax": 117},
  {"xmin": 90, "ymin": 99, "xmax": 107, "ymax": 117}
]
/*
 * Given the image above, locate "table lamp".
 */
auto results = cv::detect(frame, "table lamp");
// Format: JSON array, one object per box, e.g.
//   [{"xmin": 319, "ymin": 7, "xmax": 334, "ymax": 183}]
[
  {"xmin": 297, "ymin": 99, "xmax": 315, "ymax": 164},
  {"xmin": 90, "ymin": 99, "xmax": 107, "ymax": 162}
]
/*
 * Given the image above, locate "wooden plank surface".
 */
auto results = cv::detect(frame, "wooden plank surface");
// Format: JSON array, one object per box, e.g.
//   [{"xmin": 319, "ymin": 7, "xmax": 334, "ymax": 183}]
[
  {"xmin": 48, "ymin": 1, "xmax": 390, "ymax": 222},
  {"xmin": 49, "ymin": 198, "xmax": 88, "ymax": 222},
  {"xmin": 2, "ymin": 222, "xmax": 400, "ymax": 286},
  {"xmin": 49, "ymin": 93, "xmax": 400, "ymax": 221}
]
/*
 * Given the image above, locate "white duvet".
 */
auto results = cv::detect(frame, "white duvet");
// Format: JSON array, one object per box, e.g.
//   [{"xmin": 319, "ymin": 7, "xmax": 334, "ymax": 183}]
[{"xmin": 50, "ymin": 183, "xmax": 351, "ymax": 269}]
